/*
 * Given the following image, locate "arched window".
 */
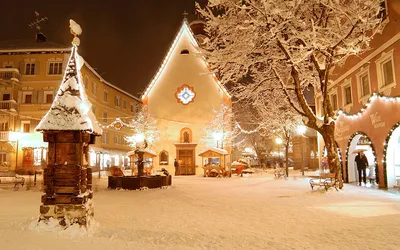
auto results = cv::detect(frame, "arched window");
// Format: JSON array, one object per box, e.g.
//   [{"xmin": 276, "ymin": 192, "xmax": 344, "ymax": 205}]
[
  {"xmin": 180, "ymin": 128, "xmax": 192, "ymax": 143},
  {"xmin": 159, "ymin": 150, "xmax": 169, "ymax": 165},
  {"xmin": 180, "ymin": 49, "xmax": 189, "ymax": 55}
]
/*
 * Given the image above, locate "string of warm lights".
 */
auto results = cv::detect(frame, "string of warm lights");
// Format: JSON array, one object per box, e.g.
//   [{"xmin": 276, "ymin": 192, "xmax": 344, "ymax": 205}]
[
  {"xmin": 344, "ymin": 131, "xmax": 379, "ymax": 184},
  {"xmin": 337, "ymin": 92, "xmax": 400, "ymax": 120},
  {"xmin": 381, "ymin": 121, "xmax": 400, "ymax": 187},
  {"xmin": 96, "ymin": 117, "xmax": 135, "ymax": 130}
]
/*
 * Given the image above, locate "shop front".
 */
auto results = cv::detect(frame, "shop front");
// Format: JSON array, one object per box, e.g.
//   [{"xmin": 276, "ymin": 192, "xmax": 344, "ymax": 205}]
[{"xmin": 333, "ymin": 93, "xmax": 400, "ymax": 189}]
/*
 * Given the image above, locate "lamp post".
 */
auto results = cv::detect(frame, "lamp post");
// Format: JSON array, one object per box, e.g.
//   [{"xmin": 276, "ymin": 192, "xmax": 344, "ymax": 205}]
[
  {"xmin": 134, "ymin": 133, "xmax": 147, "ymax": 177},
  {"xmin": 9, "ymin": 132, "xmax": 23, "ymax": 172},
  {"xmin": 275, "ymin": 137, "xmax": 283, "ymax": 165},
  {"xmin": 213, "ymin": 132, "xmax": 223, "ymax": 149},
  {"xmin": 296, "ymin": 125, "xmax": 307, "ymax": 176}
]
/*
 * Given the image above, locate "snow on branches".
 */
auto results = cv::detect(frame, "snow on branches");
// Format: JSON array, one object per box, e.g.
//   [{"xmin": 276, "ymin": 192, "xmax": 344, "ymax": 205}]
[
  {"xmin": 201, "ymin": 104, "xmax": 235, "ymax": 149},
  {"xmin": 125, "ymin": 109, "xmax": 160, "ymax": 150}
]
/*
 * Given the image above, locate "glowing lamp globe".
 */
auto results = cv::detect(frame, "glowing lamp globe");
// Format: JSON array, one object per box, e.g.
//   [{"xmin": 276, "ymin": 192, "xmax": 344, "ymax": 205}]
[{"xmin": 275, "ymin": 138, "xmax": 283, "ymax": 145}]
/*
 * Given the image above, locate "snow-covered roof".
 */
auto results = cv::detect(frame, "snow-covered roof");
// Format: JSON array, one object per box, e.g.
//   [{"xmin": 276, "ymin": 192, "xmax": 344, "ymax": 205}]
[
  {"xmin": 141, "ymin": 19, "xmax": 231, "ymax": 100},
  {"xmin": 232, "ymin": 161, "xmax": 248, "ymax": 166},
  {"xmin": 36, "ymin": 44, "xmax": 102, "ymax": 135},
  {"xmin": 0, "ymin": 39, "xmax": 71, "ymax": 53},
  {"xmin": 199, "ymin": 147, "xmax": 228, "ymax": 156}
]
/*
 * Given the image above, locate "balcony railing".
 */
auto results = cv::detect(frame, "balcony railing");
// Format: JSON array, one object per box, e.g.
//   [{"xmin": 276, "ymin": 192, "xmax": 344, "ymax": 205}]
[
  {"xmin": 0, "ymin": 68, "xmax": 21, "ymax": 82},
  {"xmin": 0, "ymin": 100, "xmax": 19, "ymax": 112},
  {"xmin": 0, "ymin": 131, "xmax": 10, "ymax": 141}
]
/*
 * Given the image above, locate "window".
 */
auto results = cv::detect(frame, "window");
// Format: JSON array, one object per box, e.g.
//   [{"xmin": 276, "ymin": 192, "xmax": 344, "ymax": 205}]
[
  {"xmin": 101, "ymin": 132, "xmax": 109, "ymax": 144},
  {"xmin": 45, "ymin": 93, "xmax": 54, "ymax": 104},
  {"xmin": 102, "ymin": 111, "xmax": 108, "ymax": 123},
  {"xmin": 0, "ymin": 152, "xmax": 6, "ymax": 163},
  {"xmin": 123, "ymin": 100, "xmax": 126, "ymax": 109},
  {"xmin": 159, "ymin": 151, "xmax": 169, "ymax": 165},
  {"xmin": 24, "ymin": 94, "xmax": 32, "ymax": 104},
  {"xmin": 48, "ymin": 62, "xmax": 63, "ymax": 75},
  {"xmin": 2, "ymin": 94, "xmax": 10, "ymax": 101},
  {"xmin": 180, "ymin": 128, "xmax": 192, "ymax": 143},
  {"xmin": 376, "ymin": 50, "xmax": 396, "ymax": 91},
  {"xmin": 330, "ymin": 93, "xmax": 338, "ymax": 111},
  {"xmin": 382, "ymin": 60, "xmax": 394, "ymax": 87},
  {"xmin": 25, "ymin": 63, "xmax": 35, "ymax": 75},
  {"xmin": 92, "ymin": 81, "xmax": 97, "ymax": 95},
  {"xmin": 360, "ymin": 73, "xmax": 370, "ymax": 96},
  {"xmin": 22, "ymin": 122, "xmax": 30, "ymax": 133},
  {"xmin": 114, "ymin": 96, "xmax": 120, "ymax": 107},
  {"xmin": 344, "ymin": 86, "xmax": 352, "ymax": 105},
  {"xmin": 0, "ymin": 122, "xmax": 9, "ymax": 131},
  {"xmin": 378, "ymin": 0, "xmax": 388, "ymax": 20},
  {"xmin": 180, "ymin": 49, "xmax": 190, "ymax": 55},
  {"xmin": 103, "ymin": 90, "xmax": 108, "ymax": 102}
]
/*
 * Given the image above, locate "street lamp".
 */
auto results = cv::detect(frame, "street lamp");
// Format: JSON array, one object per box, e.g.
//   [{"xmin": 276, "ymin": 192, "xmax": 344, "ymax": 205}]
[
  {"xmin": 296, "ymin": 125, "xmax": 307, "ymax": 176},
  {"xmin": 134, "ymin": 133, "xmax": 147, "ymax": 177},
  {"xmin": 9, "ymin": 131, "xmax": 24, "ymax": 172},
  {"xmin": 213, "ymin": 132, "xmax": 223, "ymax": 149},
  {"xmin": 275, "ymin": 137, "xmax": 283, "ymax": 165}
]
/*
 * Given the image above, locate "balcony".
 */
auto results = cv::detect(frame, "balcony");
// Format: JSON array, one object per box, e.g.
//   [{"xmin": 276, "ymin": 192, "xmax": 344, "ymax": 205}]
[
  {"xmin": 0, "ymin": 100, "xmax": 19, "ymax": 113},
  {"xmin": 0, "ymin": 131, "xmax": 10, "ymax": 141},
  {"xmin": 0, "ymin": 68, "xmax": 21, "ymax": 82}
]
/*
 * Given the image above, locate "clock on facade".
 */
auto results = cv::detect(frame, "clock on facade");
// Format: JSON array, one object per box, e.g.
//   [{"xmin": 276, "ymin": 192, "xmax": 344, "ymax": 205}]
[{"xmin": 175, "ymin": 85, "xmax": 196, "ymax": 105}]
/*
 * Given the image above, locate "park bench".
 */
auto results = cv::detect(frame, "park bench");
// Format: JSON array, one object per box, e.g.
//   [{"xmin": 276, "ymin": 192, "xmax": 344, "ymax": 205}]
[
  {"xmin": 309, "ymin": 173, "xmax": 339, "ymax": 191},
  {"xmin": 0, "ymin": 172, "xmax": 25, "ymax": 187}
]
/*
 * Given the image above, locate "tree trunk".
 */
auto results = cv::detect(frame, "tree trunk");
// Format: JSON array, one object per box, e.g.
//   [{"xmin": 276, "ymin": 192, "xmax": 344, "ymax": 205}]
[
  {"xmin": 136, "ymin": 150, "xmax": 144, "ymax": 177},
  {"xmin": 285, "ymin": 142, "xmax": 289, "ymax": 177},
  {"xmin": 320, "ymin": 123, "xmax": 343, "ymax": 189}
]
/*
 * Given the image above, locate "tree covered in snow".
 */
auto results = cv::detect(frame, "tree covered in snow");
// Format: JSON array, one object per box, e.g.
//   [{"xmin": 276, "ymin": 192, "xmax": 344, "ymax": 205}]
[
  {"xmin": 197, "ymin": 0, "xmax": 384, "ymax": 188},
  {"xmin": 125, "ymin": 109, "xmax": 159, "ymax": 150},
  {"xmin": 202, "ymin": 104, "xmax": 235, "ymax": 149}
]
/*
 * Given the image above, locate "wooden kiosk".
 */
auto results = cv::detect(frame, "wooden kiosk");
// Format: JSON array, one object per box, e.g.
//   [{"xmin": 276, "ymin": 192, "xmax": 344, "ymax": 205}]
[
  {"xmin": 36, "ymin": 25, "xmax": 102, "ymax": 228},
  {"xmin": 199, "ymin": 148, "xmax": 230, "ymax": 177},
  {"xmin": 128, "ymin": 149, "xmax": 157, "ymax": 175}
]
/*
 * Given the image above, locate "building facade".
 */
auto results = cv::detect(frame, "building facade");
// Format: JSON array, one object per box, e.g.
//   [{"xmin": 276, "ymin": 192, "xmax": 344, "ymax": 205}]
[
  {"xmin": 315, "ymin": 0, "xmax": 400, "ymax": 189},
  {"xmin": 0, "ymin": 39, "xmax": 141, "ymax": 174},
  {"xmin": 142, "ymin": 19, "xmax": 232, "ymax": 176}
]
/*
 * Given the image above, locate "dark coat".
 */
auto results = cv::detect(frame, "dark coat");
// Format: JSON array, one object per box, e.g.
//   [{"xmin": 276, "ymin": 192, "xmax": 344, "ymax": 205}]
[
  {"xmin": 174, "ymin": 160, "xmax": 179, "ymax": 168},
  {"xmin": 355, "ymin": 154, "xmax": 369, "ymax": 170}
]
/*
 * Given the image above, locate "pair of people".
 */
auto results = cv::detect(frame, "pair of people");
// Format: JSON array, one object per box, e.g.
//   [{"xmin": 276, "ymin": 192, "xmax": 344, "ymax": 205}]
[{"xmin": 355, "ymin": 151, "xmax": 369, "ymax": 186}]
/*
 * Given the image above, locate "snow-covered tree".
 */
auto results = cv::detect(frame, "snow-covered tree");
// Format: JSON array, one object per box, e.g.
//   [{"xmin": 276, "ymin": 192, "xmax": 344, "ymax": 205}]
[
  {"xmin": 202, "ymin": 104, "xmax": 235, "ymax": 149},
  {"xmin": 197, "ymin": 0, "xmax": 384, "ymax": 188},
  {"xmin": 125, "ymin": 109, "xmax": 159, "ymax": 150}
]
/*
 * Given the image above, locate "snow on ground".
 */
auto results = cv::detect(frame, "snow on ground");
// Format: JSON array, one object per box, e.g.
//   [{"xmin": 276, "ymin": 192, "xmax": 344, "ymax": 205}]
[{"xmin": 0, "ymin": 170, "xmax": 399, "ymax": 250}]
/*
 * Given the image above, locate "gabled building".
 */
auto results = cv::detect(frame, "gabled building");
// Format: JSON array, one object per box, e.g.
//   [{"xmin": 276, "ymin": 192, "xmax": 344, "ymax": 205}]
[
  {"xmin": 142, "ymin": 18, "xmax": 232, "ymax": 175},
  {"xmin": 0, "ymin": 38, "xmax": 141, "ymax": 174}
]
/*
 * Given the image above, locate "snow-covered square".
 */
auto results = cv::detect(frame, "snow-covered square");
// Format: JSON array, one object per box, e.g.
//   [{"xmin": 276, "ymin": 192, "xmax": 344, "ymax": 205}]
[{"xmin": 1, "ymin": 171, "xmax": 399, "ymax": 250}]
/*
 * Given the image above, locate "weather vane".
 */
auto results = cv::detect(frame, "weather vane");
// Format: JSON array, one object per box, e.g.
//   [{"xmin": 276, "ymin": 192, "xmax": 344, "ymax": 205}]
[{"xmin": 28, "ymin": 11, "xmax": 48, "ymax": 31}]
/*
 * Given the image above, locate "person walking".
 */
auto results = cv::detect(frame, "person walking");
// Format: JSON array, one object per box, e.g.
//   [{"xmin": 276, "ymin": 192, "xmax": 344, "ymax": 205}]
[
  {"xmin": 174, "ymin": 159, "xmax": 179, "ymax": 176},
  {"xmin": 355, "ymin": 151, "xmax": 369, "ymax": 186}
]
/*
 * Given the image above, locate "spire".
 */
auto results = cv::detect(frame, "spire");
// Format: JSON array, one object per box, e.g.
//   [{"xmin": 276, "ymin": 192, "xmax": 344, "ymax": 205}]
[
  {"xmin": 182, "ymin": 10, "xmax": 189, "ymax": 20},
  {"xmin": 36, "ymin": 20, "xmax": 102, "ymax": 135}
]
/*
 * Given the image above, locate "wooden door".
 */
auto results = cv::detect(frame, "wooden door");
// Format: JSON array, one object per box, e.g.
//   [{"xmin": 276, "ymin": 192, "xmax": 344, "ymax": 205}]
[{"xmin": 178, "ymin": 150, "xmax": 194, "ymax": 175}]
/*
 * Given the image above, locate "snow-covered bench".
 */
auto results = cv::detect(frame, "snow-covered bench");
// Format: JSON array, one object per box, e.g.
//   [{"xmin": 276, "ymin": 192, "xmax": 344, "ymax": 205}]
[
  {"xmin": 309, "ymin": 173, "xmax": 338, "ymax": 191},
  {"xmin": 0, "ymin": 172, "xmax": 25, "ymax": 187}
]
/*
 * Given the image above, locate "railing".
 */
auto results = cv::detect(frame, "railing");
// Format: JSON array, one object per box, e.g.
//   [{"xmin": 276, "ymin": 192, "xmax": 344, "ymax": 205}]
[
  {"xmin": 0, "ymin": 131, "xmax": 10, "ymax": 141},
  {"xmin": 0, "ymin": 100, "xmax": 19, "ymax": 112},
  {"xmin": 0, "ymin": 68, "xmax": 21, "ymax": 82}
]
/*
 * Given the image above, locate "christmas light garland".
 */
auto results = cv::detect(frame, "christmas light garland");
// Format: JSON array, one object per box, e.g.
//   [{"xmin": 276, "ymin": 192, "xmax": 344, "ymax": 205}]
[
  {"xmin": 337, "ymin": 92, "xmax": 400, "ymax": 120},
  {"xmin": 381, "ymin": 121, "xmax": 400, "ymax": 188}
]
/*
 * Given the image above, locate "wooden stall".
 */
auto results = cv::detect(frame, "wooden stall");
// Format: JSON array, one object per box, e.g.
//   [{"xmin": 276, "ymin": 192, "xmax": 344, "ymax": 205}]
[
  {"xmin": 128, "ymin": 149, "xmax": 157, "ymax": 176},
  {"xmin": 199, "ymin": 148, "xmax": 230, "ymax": 177}
]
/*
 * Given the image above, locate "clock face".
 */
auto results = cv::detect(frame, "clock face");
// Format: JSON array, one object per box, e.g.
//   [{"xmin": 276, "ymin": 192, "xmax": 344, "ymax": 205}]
[{"xmin": 176, "ymin": 85, "xmax": 196, "ymax": 105}]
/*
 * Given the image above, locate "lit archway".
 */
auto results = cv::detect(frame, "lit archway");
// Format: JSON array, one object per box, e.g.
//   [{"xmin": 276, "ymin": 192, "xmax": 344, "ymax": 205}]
[
  {"xmin": 345, "ymin": 132, "xmax": 378, "ymax": 185},
  {"xmin": 383, "ymin": 122, "xmax": 400, "ymax": 188}
]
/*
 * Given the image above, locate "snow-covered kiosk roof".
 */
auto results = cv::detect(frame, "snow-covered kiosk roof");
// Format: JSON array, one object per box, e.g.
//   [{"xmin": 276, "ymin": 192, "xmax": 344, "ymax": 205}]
[
  {"xmin": 199, "ymin": 147, "xmax": 228, "ymax": 157},
  {"xmin": 36, "ymin": 20, "xmax": 102, "ymax": 135},
  {"xmin": 127, "ymin": 149, "xmax": 157, "ymax": 158}
]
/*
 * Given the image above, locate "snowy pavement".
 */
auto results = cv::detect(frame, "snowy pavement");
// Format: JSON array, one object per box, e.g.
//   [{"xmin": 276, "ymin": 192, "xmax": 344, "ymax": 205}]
[{"xmin": 0, "ymin": 171, "xmax": 399, "ymax": 250}]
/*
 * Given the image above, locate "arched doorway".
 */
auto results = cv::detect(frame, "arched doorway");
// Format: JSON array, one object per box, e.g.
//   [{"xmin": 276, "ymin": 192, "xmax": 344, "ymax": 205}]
[
  {"xmin": 345, "ymin": 132, "xmax": 378, "ymax": 186},
  {"xmin": 383, "ymin": 122, "xmax": 400, "ymax": 188}
]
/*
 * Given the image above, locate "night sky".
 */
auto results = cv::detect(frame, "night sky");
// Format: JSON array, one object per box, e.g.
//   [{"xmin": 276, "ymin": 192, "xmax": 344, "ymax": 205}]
[{"xmin": 0, "ymin": 0, "xmax": 207, "ymax": 97}]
